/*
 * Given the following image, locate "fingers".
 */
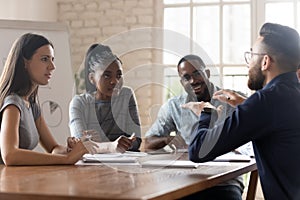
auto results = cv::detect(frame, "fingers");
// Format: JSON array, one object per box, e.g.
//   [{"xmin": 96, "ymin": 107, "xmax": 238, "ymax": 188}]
[
  {"xmin": 181, "ymin": 102, "xmax": 206, "ymax": 116},
  {"xmin": 82, "ymin": 140, "xmax": 99, "ymax": 154},
  {"xmin": 116, "ymin": 145, "xmax": 127, "ymax": 153},
  {"xmin": 216, "ymin": 105, "xmax": 224, "ymax": 113},
  {"xmin": 180, "ymin": 103, "xmax": 188, "ymax": 109},
  {"xmin": 181, "ymin": 102, "xmax": 201, "ymax": 109},
  {"xmin": 67, "ymin": 137, "xmax": 75, "ymax": 147},
  {"xmin": 169, "ymin": 135, "xmax": 187, "ymax": 149},
  {"xmin": 213, "ymin": 90, "xmax": 232, "ymax": 102},
  {"xmin": 115, "ymin": 136, "xmax": 134, "ymax": 153},
  {"xmin": 182, "ymin": 102, "xmax": 215, "ymax": 109},
  {"xmin": 67, "ymin": 137, "xmax": 81, "ymax": 152},
  {"xmin": 82, "ymin": 130, "xmax": 101, "ymax": 142},
  {"xmin": 213, "ymin": 89, "xmax": 247, "ymax": 107},
  {"xmin": 129, "ymin": 133, "xmax": 136, "ymax": 142},
  {"xmin": 203, "ymin": 102, "xmax": 216, "ymax": 109},
  {"xmin": 216, "ymin": 105, "xmax": 224, "ymax": 118},
  {"xmin": 83, "ymin": 129, "xmax": 97, "ymax": 136}
]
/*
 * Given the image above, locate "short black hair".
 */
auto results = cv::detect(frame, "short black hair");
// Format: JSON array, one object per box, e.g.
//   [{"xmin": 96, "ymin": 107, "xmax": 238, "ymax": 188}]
[
  {"xmin": 177, "ymin": 54, "xmax": 206, "ymax": 70},
  {"xmin": 259, "ymin": 23, "xmax": 300, "ymax": 71}
]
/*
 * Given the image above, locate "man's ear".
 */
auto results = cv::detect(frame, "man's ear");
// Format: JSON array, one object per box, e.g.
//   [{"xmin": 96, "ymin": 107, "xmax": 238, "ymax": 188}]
[
  {"xmin": 88, "ymin": 73, "xmax": 95, "ymax": 85},
  {"xmin": 205, "ymin": 69, "xmax": 210, "ymax": 79},
  {"xmin": 261, "ymin": 55, "xmax": 272, "ymax": 71}
]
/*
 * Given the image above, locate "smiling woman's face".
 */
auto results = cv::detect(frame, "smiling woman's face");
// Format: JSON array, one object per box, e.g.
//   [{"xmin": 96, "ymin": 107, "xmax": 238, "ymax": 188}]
[{"xmin": 92, "ymin": 60, "xmax": 123, "ymax": 100}]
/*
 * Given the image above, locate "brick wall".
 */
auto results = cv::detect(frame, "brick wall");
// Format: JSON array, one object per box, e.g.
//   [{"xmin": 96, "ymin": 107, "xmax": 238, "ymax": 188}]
[{"xmin": 57, "ymin": 0, "xmax": 164, "ymax": 135}]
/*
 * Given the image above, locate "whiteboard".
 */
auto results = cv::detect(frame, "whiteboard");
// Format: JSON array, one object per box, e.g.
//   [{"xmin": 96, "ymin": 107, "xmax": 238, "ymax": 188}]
[{"xmin": 0, "ymin": 19, "xmax": 74, "ymax": 148}]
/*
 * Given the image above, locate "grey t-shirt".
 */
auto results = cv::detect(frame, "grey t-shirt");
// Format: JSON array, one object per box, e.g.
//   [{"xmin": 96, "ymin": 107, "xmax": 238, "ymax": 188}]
[
  {"xmin": 0, "ymin": 94, "xmax": 41, "ymax": 164},
  {"xmin": 69, "ymin": 86, "xmax": 141, "ymax": 150}
]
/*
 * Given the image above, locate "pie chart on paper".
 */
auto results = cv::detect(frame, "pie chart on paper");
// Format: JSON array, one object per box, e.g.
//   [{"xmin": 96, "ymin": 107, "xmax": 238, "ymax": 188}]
[{"xmin": 41, "ymin": 100, "xmax": 62, "ymax": 127}]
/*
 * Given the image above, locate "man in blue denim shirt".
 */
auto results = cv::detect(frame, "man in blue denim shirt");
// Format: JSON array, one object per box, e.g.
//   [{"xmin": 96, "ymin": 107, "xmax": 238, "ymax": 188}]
[
  {"xmin": 145, "ymin": 54, "xmax": 252, "ymax": 200},
  {"xmin": 187, "ymin": 23, "xmax": 300, "ymax": 200}
]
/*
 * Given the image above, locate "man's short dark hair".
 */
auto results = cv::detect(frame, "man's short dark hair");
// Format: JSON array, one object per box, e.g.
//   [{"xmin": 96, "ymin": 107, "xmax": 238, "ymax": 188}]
[
  {"xmin": 177, "ymin": 54, "xmax": 206, "ymax": 71},
  {"xmin": 259, "ymin": 23, "xmax": 300, "ymax": 71}
]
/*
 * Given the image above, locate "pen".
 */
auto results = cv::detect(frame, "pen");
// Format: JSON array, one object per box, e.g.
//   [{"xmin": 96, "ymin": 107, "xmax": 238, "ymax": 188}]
[
  {"xmin": 171, "ymin": 144, "xmax": 177, "ymax": 153},
  {"xmin": 129, "ymin": 133, "xmax": 135, "ymax": 139}
]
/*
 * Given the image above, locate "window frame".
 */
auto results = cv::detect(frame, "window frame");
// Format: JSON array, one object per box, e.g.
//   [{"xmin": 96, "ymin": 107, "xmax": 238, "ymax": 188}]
[{"xmin": 163, "ymin": 0, "xmax": 300, "ymax": 98}]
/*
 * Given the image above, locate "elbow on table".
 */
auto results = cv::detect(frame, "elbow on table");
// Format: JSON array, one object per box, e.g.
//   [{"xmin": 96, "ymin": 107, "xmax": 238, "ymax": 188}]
[
  {"xmin": 2, "ymin": 153, "xmax": 18, "ymax": 166},
  {"xmin": 189, "ymin": 154, "xmax": 199, "ymax": 163},
  {"xmin": 189, "ymin": 152, "xmax": 212, "ymax": 163},
  {"xmin": 188, "ymin": 146, "xmax": 212, "ymax": 163},
  {"xmin": 188, "ymin": 146, "xmax": 202, "ymax": 162}
]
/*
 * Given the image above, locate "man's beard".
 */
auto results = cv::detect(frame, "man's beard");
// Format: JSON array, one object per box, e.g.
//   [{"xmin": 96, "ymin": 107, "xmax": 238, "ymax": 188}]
[
  {"xmin": 248, "ymin": 65, "xmax": 265, "ymax": 90},
  {"xmin": 185, "ymin": 80, "xmax": 211, "ymax": 101},
  {"xmin": 185, "ymin": 84, "xmax": 211, "ymax": 102},
  {"xmin": 196, "ymin": 87, "xmax": 211, "ymax": 102}
]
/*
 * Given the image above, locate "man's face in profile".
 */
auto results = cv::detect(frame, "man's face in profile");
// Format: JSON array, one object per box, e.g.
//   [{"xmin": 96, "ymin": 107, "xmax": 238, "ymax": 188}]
[
  {"xmin": 247, "ymin": 38, "xmax": 266, "ymax": 90},
  {"xmin": 178, "ymin": 59, "xmax": 211, "ymax": 102}
]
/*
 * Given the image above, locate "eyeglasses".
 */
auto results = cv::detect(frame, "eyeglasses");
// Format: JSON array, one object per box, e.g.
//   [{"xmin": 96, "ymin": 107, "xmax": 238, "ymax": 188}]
[
  {"xmin": 244, "ymin": 51, "xmax": 267, "ymax": 64},
  {"xmin": 181, "ymin": 70, "xmax": 206, "ymax": 82}
]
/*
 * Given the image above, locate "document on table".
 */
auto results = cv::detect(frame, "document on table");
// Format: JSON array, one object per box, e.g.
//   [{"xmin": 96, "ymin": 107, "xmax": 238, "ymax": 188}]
[
  {"xmin": 213, "ymin": 152, "xmax": 251, "ymax": 162},
  {"xmin": 146, "ymin": 148, "xmax": 188, "ymax": 155},
  {"xmin": 140, "ymin": 160, "xmax": 201, "ymax": 168},
  {"xmin": 140, "ymin": 152, "xmax": 251, "ymax": 168},
  {"xmin": 82, "ymin": 151, "xmax": 148, "ymax": 163},
  {"xmin": 81, "ymin": 151, "xmax": 251, "ymax": 167}
]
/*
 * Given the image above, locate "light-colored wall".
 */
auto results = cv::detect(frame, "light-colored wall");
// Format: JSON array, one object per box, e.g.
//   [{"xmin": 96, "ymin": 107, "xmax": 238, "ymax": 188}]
[{"xmin": 0, "ymin": 0, "xmax": 57, "ymax": 21}]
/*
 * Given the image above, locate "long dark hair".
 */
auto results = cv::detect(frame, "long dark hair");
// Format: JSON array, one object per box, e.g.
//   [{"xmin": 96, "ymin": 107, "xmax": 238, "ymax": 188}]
[
  {"xmin": 0, "ymin": 33, "xmax": 53, "ymax": 106},
  {"xmin": 84, "ymin": 44, "xmax": 122, "ymax": 93}
]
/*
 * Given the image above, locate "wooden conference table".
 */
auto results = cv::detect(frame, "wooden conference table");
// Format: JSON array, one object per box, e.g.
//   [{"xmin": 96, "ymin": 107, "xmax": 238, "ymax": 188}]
[{"xmin": 0, "ymin": 153, "xmax": 257, "ymax": 200}]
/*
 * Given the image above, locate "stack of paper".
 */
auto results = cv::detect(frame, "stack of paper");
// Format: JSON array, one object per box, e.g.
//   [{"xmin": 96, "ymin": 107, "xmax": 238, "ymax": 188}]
[
  {"xmin": 82, "ymin": 151, "xmax": 148, "ymax": 163},
  {"xmin": 81, "ymin": 151, "xmax": 251, "ymax": 167}
]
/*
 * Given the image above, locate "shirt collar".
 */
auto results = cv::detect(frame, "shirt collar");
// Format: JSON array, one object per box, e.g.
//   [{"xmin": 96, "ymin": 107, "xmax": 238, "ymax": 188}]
[{"xmin": 263, "ymin": 72, "xmax": 299, "ymax": 90}]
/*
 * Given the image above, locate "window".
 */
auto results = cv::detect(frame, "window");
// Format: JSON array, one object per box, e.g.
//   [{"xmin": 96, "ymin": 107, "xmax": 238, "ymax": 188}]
[{"xmin": 163, "ymin": 0, "xmax": 300, "ymax": 99}]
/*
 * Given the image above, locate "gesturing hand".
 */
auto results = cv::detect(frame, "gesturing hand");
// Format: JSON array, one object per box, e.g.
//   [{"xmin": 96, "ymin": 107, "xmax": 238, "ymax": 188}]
[
  {"xmin": 213, "ymin": 89, "xmax": 246, "ymax": 107},
  {"xmin": 181, "ymin": 101, "xmax": 216, "ymax": 117}
]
